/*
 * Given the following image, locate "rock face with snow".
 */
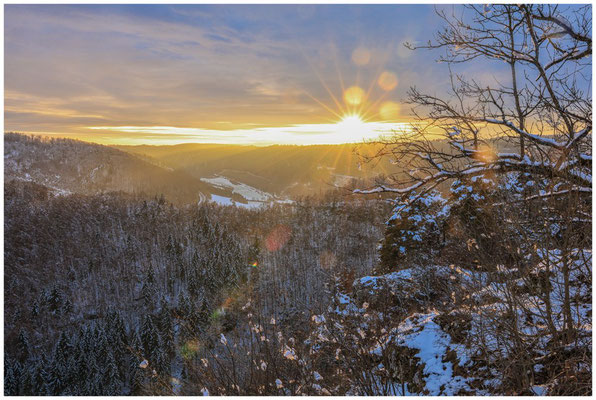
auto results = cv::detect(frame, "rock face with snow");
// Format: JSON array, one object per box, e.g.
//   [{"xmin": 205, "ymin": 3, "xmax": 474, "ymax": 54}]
[
  {"xmin": 327, "ymin": 249, "xmax": 591, "ymax": 396},
  {"xmin": 352, "ymin": 268, "xmax": 450, "ymax": 313},
  {"xmin": 387, "ymin": 312, "xmax": 478, "ymax": 395}
]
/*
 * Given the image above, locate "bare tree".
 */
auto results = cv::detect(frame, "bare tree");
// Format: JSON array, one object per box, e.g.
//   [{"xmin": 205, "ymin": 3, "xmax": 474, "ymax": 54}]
[
  {"xmin": 355, "ymin": 5, "xmax": 592, "ymax": 394},
  {"xmin": 356, "ymin": 4, "xmax": 591, "ymax": 201}
]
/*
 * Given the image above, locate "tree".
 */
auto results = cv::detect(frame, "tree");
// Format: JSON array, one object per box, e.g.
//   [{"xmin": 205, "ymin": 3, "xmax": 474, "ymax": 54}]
[
  {"xmin": 157, "ymin": 298, "xmax": 174, "ymax": 358},
  {"xmin": 356, "ymin": 4, "xmax": 591, "ymax": 395},
  {"xmin": 47, "ymin": 285, "xmax": 63, "ymax": 314},
  {"xmin": 357, "ymin": 4, "xmax": 591, "ymax": 201},
  {"xmin": 141, "ymin": 314, "xmax": 159, "ymax": 360},
  {"xmin": 4, "ymin": 357, "xmax": 21, "ymax": 395},
  {"xmin": 17, "ymin": 328, "xmax": 30, "ymax": 362}
]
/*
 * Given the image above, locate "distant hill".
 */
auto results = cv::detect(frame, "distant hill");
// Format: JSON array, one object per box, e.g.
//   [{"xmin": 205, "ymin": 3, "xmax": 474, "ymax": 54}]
[
  {"xmin": 115, "ymin": 142, "xmax": 401, "ymax": 197},
  {"xmin": 4, "ymin": 133, "xmax": 405, "ymax": 204},
  {"xmin": 4, "ymin": 133, "xmax": 226, "ymax": 204}
]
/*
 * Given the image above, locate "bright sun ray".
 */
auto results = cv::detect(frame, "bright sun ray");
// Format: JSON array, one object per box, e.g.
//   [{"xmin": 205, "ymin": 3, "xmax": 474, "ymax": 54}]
[{"xmin": 286, "ymin": 40, "xmax": 410, "ymax": 146}]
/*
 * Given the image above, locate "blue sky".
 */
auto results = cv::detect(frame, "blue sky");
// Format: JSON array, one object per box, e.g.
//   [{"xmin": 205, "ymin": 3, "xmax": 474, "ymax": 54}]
[{"xmin": 5, "ymin": 4, "xmax": 510, "ymax": 144}]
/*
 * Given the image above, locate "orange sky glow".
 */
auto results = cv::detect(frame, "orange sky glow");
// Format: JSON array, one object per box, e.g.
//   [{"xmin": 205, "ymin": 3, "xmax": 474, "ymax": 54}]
[{"xmin": 4, "ymin": 5, "xmax": 455, "ymax": 145}]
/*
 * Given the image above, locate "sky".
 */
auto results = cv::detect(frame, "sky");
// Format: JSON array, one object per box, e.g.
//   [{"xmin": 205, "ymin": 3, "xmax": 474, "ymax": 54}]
[{"xmin": 5, "ymin": 4, "xmax": 504, "ymax": 145}]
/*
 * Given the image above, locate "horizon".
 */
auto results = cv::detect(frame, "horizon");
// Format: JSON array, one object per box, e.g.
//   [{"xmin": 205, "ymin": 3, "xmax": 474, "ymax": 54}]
[{"xmin": 5, "ymin": 130, "xmax": 397, "ymax": 148}]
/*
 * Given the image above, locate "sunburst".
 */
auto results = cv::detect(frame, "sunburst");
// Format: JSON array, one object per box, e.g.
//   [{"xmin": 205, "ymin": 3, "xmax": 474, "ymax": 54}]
[{"xmin": 300, "ymin": 44, "xmax": 405, "ymax": 142}]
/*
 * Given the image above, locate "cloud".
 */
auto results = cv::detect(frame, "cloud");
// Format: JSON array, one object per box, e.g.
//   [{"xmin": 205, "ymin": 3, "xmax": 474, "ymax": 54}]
[{"xmin": 4, "ymin": 4, "xmax": 508, "ymax": 144}]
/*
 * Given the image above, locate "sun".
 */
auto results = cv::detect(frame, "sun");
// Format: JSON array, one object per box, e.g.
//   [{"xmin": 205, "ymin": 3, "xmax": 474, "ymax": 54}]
[
  {"xmin": 337, "ymin": 114, "xmax": 365, "ymax": 130},
  {"xmin": 334, "ymin": 113, "xmax": 373, "ymax": 142}
]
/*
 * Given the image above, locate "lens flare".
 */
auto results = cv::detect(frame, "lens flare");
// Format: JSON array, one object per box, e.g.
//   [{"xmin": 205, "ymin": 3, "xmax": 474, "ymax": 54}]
[
  {"xmin": 265, "ymin": 225, "xmax": 292, "ymax": 252},
  {"xmin": 474, "ymin": 144, "xmax": 498, "ymax": 163},
  {"xmin": 211, "ymin": 307, "xmax": 225, "ymax": 321},
  {"xmin": 319, "ymin": 251, "xmax": 337, "ymax": 270},
  {"xmin": 351, "ymin": 47, "xmax": 371, "ymax": 66},
  {"xmin": 377, "ymin": 71, "xmax": 398, "ymax": 91},
  {"xmin": 343, "ymin": 86, "xmax": 365, "ymax": 106},
  {"xmin": 180, "ymin": 339, "xmax": 200, "ymax": 359},
  {"xmin": 379, "ymin": 101, "xmax": 401, "ymax": 120}
]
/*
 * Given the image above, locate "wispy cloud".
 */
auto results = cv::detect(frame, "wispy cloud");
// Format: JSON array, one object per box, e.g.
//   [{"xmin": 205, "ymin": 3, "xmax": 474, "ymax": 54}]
[{"xmin": 4, "ymin": 5, "xmax": 504, "ymax": 144}]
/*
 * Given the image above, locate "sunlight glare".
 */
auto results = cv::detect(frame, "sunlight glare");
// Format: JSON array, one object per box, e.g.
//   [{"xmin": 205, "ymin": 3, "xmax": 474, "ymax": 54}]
[
  {"xmin": 335, "ymin": 114, "xmax": 370, "ymax": 141},
  {"xmin": 343, "ymin": 86, "xmax": 365, "ymax": 106},
  {"xmin": 378, "ymin": 71, "xmax": 398, "ymax": 91},
  {"xmin": 379, "ymin": 101, "xmax": 401, "ymax": 120}
]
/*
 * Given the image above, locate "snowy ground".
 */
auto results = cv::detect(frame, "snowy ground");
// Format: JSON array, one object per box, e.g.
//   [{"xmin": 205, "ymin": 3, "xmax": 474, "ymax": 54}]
[
  {"xmin": 209, "ymin": 194, "xmax": 263, "ymax": 209},
  {"xmin": 203, "ymin": 175, "xmax": 293, "ymax": 208},
  {"xmin": 201, "ymin": 176, "xmax": 272, "ymax": 202}
]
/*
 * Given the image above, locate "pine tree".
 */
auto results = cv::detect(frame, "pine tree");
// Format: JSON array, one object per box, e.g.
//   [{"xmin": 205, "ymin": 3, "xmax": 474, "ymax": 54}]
[
  {"xmin": 178, "ymin": 293, "xmax": 191, "ymax": 319},
  {"xmin": 63, "ymin": 298, "xmax": 73, "ymax": 315},
  {"xmin": 19, "ymin": 362, "xmax": 34, "ymax": 396},
  {"xmin": 30, "ymin": 300, "xmax": 39, "ymax": 318},
  {"xmin": 153, "ymin": 335, "xmax": 170, "ymax": 376},
  {"xmin": 129, "ymin": 363, "xmax": 145, "ymax": 395},
  {"xmin": 73, "ymin": 349, "xmax": 89, "ymax": 390},
  {"xmin": 198, "ymin": 299, "xmax": 211, "ymax": 331},
  {"xmin": 46, "ymin": 358, "xmax": 63, "ymax": 395},
  {"xmin": 188, "ymin": 274, "xmax": 200, "ymax": 298},
  {"xmin": 141, "ymin": 314, "xmax": 158, "ymax": 360},
  {"xmin": 30, "ymin": 357, "xmax": 47, "ymax": 395},
  {"xmin": 140, "ymin": 281, "xmax": 155, "ymax": 310},
  {"xmin": 102, "ymin": 352, "xmax": 122, "ymax": 395},
  {"xmin": 47, "ymin": 285, "xmax": 63, "ymax": 314},
  {"xmin": 4, "ymin": 357, "xmax": 21, "ymax": 395},
  {"xmin": 157, "ymin": 299, "xmax": 174, "ymax": 357},
  {"xmin": 17, "ymin": 328, "xmax": 30, "ymax": 362},
  {"xmin": 46, "ymin": 331, "xmax": 74, "ymax": 394}
]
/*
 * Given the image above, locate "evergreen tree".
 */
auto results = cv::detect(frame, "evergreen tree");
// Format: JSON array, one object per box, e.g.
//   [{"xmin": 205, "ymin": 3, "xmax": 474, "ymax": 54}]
[
  {"xmin": 130, "ymin": 363, "xmax": 145, "ymax": 395},
  {"xmin": 188, "ymin": 274, "xmax": 200, "ymax": 298},
  {"xmin": 63, "ymin": 298, "xmax": 73, "ymax": 315},
  {"xmin": 47, "ymin": 285, "xmax": 63, "ymax": 314},
  {"xmin": 140, "ymin": 281, "xmax": 156, "ymax": 310},
  {"xmin": 17, "ymin": 328, "xmax": 30, "ymax": 362},
  {"xmin": 46, "ymin": 358, "xmax": 63, "ymax": 395},
  {"xmin": 30, "ymin": 300, "xmax": 39, "ymax": 318},
  {"xmin": 157, "ymin": 299, "xmax": 174, "ymax": 357},
  {"xmin": 19, "ymin": 363, "xmax": 34, "ymax": 396},
  {"xmin": 4, "ymin": 357, "xmax": 20, "ymax": 395},
  {"xmin": 153, "ymin": 335, "xmax": 170, "ymax": 376},
  {"xmin": 141, "ymin": 314, "xmax": 158, "ymax": 359},
  {"xmin": 102, "ymin": 352, "xmax": 122, "ymax": 395},
  {"xmin": 30, "ymin": 357, "xmax": 47, "ymax": 395},
  {"xmin": 198, "ymin": 298, "xmax": 210, "ymax": 331}
]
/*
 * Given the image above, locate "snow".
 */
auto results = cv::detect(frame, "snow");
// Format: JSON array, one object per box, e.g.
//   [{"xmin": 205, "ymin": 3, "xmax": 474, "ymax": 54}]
[
  {"xmin": 209, "ymin": 194, "xmax": 267, "ymax": 209},
  {"xmin": 395, "ymin": 312, "xmax": 471, "ymax": 395},
  {"xmin": 205, "ymin": 177, "xmax": 293, "ymax": 208},
  {"xmin": 210, "ymin": 194, "xmax": 234, "ymax": 206},
  {"xmin": 201, "ymin": 175, "xmax": 272, "ymax": 202},
  {"xmin": 357, "ymin": 269, "xmax": 414, "ymax": 290},
  {"xmin": 531, "ymin": 385, "xmax": 547, "ymax": 396}
]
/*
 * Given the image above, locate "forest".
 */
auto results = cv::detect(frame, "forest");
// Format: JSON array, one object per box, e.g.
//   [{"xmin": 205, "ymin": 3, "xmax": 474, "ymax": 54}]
[{"xmin": 4, "ymin": 180, "xmax": 390, "ymax": 395}]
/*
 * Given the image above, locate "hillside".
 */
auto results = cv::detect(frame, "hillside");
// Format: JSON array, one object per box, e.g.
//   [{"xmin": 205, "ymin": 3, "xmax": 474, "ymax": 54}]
[
  {"xmin": 4, "ymin": 133, "xmax": 246, "ymax": 205},
  {"xmin": 116, "ymin": 142, "xmax": 401, "ymax": 197}
]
